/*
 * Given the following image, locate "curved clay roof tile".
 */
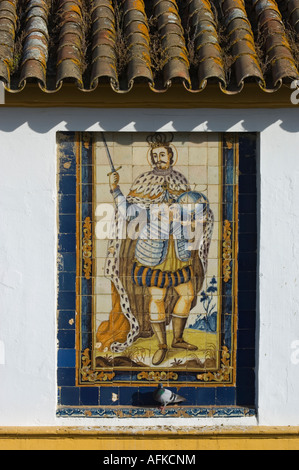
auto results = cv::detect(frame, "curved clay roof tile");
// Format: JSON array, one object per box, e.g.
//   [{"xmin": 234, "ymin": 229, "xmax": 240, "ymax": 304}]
[{"xmin": 0, "ymin": 0, "xmax": 298, "ymax": 93}]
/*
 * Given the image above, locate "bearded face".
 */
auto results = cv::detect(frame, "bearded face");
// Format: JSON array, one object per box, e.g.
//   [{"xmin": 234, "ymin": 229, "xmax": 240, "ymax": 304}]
[{"xmin": 151, "ymin": 145, "xmax": 174, "ymax": 170}]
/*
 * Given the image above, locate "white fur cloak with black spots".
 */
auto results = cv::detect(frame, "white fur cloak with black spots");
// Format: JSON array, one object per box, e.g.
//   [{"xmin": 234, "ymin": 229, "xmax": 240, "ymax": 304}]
[{"xmin": 100, "ymin": 167, "xmax": 214, "ymax": 353}]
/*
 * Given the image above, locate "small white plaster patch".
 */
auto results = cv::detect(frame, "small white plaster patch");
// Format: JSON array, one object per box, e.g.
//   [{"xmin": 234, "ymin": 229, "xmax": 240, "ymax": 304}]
[{"xmin": 111, "ymin": 393, "xmax": 118, "ymax": 402}]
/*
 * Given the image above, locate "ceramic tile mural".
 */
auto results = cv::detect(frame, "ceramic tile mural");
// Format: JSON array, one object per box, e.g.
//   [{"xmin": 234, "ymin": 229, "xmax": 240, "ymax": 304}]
[{"xmin": 57, "ymin": 132, "xmax": 257, "ymax": 418}]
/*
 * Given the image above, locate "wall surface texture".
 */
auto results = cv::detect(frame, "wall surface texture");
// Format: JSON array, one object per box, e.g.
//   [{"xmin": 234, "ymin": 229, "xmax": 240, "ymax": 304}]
[{"xmin": 0, "ymin": 107, "xmax": 299, "ymax": 433}]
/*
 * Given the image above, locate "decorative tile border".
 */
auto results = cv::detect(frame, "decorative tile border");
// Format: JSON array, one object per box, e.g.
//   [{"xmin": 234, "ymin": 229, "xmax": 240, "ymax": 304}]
[{"xmin": 57, "ymin": 405, "xmax": 256, "ymax": 419}]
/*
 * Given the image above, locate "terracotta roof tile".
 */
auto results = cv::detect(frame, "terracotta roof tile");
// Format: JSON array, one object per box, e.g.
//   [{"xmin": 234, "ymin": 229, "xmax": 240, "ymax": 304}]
[
  {"xmin": 288, "ymin": 0, "xmax": 299, "ymax": 33},
  {"xmin": 0, "ymin": 0, "xmax": 299, "ymax": 94}
]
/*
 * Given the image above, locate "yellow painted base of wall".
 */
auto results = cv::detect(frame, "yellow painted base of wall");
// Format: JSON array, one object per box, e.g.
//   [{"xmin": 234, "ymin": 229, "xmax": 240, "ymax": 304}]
[{"xmin": 0, "ymin": 427, "xmax": 299, "ymax": 450}]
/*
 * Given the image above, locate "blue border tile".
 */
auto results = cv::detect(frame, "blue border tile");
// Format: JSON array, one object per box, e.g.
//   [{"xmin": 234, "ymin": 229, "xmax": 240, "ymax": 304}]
[
  {"xmin": 59, "ymin": 194, "xmax": 76, "ymax": 215},
  {"xmin": 58, "ymin": 234, "xmax": 76, "ymax": 254},
  {"xmin": 80, "ymin": 387, "xmax": 99, "ymax": 406},
  {"xmin": 58, "ymin": 272, "xmax": 76, "ymax": 292},
  {"xmin": 58, "ymin": 349, "xmax": 76, "ymax": 368},
  {"xmin": 57, "ymin": 330, "xmax": 76, "ymax": 349},
  {"xmin": 58, "ymin": 310, "xmax": 76, "ymax": 330},
  {"xmin": 60, "ymin": 386, "xmax": 80, "ymax": 406},
  {"xmin": 59, "ymin": 175, "xmax": 77, "ymax": 195},
  {"xmin": 57, "ymin": 368, "xmax": 76, "ymax": 387},
  {"xmin": 57, "ymin": 291, "xmax": 76, "ymax": 311},
  {"xmin": 99, "ymin": 387, "xmax": 120, "ymax": 406},
  {"xmin": 216, "ymin": 387, "xmax": 236, "ymax": 406},
  {"xmin": 58, "ymin": 252, "xmax": 76, "ymax": 273}
]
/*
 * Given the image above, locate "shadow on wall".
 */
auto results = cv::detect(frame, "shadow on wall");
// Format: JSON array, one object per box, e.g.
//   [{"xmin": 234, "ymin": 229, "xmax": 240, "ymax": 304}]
[{"xmin": 0, "ymin": 107, "xmax": 298, "ymax": 134}]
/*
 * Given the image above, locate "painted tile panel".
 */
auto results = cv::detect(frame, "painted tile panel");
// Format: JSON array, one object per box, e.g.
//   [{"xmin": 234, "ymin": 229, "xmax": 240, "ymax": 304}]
[{"xmin": 56, "ymin": 131, "xmax": 257, "ymax": 418}]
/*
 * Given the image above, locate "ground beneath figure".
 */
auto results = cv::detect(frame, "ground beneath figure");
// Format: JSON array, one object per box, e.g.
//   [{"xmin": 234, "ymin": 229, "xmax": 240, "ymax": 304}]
[{"xmin": 95, "ymin": 329, "xmax": 219, "ymax": 370}]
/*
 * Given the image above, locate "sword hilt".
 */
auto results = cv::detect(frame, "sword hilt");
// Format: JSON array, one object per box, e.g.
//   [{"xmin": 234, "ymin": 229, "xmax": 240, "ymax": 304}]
[{"xmin": 107, "ymin": 166, "xmax": 122, "ymax": 176}]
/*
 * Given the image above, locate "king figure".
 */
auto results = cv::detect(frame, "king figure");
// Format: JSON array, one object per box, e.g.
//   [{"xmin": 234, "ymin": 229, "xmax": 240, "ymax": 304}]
[{"xmin": 96, "ymin": 133, "xmax": 214, "ymax": 366}]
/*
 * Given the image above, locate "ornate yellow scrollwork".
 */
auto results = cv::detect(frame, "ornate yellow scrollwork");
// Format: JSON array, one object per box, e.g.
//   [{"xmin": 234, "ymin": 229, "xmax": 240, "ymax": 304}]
[
  {"xmin": 82, "ymin": 217, "xmax": 92, "ymax": 280},
  {"xmin": 137, "ymin": 371, "xmax": 178, "ymax": 381},
  {"xmin": 196, "ymin": 346, "xmax": 232, "ymax": 383},
  {"xmin": 223, "ymin": 220, "xmax": 232, "ymax": 283},
  {"xmin": 81, "ymin": 348, "xmax": 115, "ymax": 382}
]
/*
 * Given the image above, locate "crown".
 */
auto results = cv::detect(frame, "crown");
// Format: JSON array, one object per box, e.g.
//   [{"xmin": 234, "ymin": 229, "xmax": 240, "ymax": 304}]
[{"xmin": 146, "ymin": 132, "xmax": 174, "ymax": 149}]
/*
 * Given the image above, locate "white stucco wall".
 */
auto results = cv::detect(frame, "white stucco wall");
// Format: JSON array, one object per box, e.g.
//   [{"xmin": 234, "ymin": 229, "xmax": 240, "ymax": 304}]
[{"xmin": 0, "ymin": 107, "xmax": 299, "ymax": 428}]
